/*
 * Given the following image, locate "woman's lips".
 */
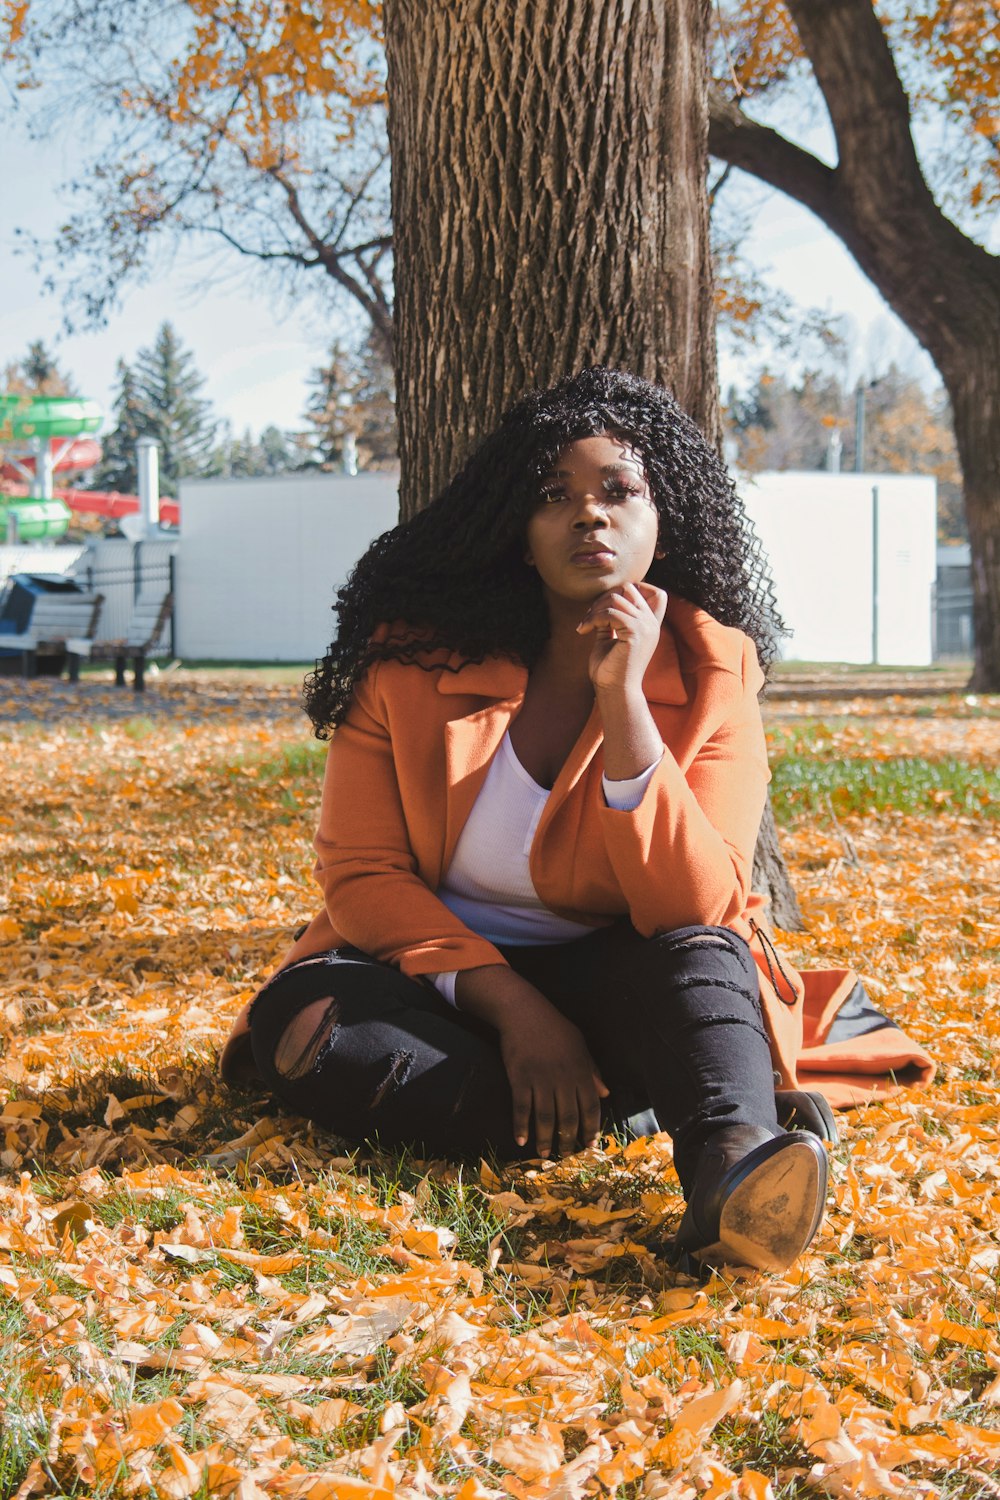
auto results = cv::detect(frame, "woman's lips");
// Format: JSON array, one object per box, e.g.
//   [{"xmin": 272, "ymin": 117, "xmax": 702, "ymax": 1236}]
[{"xmin": 571, "ymin": 547, "xmax": 615, "ymax": 565}]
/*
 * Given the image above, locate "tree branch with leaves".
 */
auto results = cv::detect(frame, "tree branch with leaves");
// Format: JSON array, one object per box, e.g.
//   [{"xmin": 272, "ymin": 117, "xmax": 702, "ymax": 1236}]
[{"xmin": 708, "ymin": 0, "xmax": 1000, "ymax": 688}]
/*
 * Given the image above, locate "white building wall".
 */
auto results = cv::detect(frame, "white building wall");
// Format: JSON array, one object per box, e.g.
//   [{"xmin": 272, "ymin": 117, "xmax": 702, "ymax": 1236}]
[
  {"xmin": 173, "ymin": 468, "xmax": 937, "ymax": 666},
  {"xmin": 736, "ymin": 471, "xmax": 937, "ymax": 666},
  {"xmin": 175, "ymin": 472, "xmax": 400, "ymax": 660}
]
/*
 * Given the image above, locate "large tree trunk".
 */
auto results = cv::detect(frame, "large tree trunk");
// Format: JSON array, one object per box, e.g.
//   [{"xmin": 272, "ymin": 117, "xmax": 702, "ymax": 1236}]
[
  {"xmin": 384, "ymin": 0, "xmax": 719, "ymax": 515},
  {"xmin": 709, "ymin": 0, "xmax": 1000, "ymax": 690},
  {"xmin": 384, "ymin": 0, "xmax": 802, "ymax": 927},
  {"xmin": 944, "ymin": 363, "xmax": 1000, "ymax": 694}
]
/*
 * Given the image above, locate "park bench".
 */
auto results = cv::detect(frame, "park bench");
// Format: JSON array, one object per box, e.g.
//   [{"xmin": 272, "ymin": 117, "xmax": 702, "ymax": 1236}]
[
  {"xmin": 0, "ymin": 574, "xmax": 105, "ymax": 678},
  {"xmin": 75, "ymin": 588, "xmax": 174, "ymax": 691}
]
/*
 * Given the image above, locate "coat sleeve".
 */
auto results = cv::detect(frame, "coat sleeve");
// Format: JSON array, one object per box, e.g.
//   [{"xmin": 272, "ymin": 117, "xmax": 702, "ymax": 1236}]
[
  {"xmin": 313, "ymin": 663, "xmax": 509, "ymax": 977},
  {"xmin": 597, "ymin": 636, "xmax": 770, "ymax": 934}
]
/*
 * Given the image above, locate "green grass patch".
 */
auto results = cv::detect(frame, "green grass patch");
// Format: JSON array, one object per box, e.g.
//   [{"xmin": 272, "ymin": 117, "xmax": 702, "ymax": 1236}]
[
  {"xmin": 250, "ymin": 741, "xmax": 327, "ymax": 783},
  {"xmin": 770, "ymin": 659, "xmax": 970, "ymax": 676},
  {"xmin": 770, "ymin": 753, "xmax": 999, "ymax": 821}
]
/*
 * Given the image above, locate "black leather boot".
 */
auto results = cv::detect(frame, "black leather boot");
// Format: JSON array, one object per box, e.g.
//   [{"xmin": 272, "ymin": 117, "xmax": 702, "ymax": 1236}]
[
  {"xmin": 671, "ymin": 1126, "xmax": 829, "ymax": 1273},
  {"xmin": 774, "ymin": 1090, "xmax": 839, "ymax": 1143}
]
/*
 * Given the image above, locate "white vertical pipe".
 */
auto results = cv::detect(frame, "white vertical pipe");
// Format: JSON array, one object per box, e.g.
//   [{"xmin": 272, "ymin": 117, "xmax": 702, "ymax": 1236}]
[
  {"xmin": 871, "ymin": 485, "xmax": 880, "ymax": 665},
  {"xmin": 136, "ymin": 437, "xmax": 160, "ymax": 533},
  {"xmin": 33, "ymin": 436, "xmax": 56, "ymax": 500}
]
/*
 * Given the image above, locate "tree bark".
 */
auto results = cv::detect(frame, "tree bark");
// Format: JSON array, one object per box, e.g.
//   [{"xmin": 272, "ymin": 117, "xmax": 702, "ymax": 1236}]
[
  {"xmin": 949, "ymin": 359, "xmax": 1000, "ymax": 692},
  {"xmin": 384, "ymin": 0, "xmax": 719, "ymax": 516},
  {"xmin": 709, "ymin": 0, "xmax": 1000, "ymax": 689},
  {"xmin": 753, "ymin": 800, "xmax": 802, "ymax": 932},
  {"xmin": 384, "ymin": 0, "xmax": 803, "ymax": 928}
]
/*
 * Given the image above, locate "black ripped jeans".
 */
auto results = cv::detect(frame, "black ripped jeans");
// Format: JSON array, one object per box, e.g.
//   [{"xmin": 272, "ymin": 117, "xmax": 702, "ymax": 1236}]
[{"xmin": 247, "ymin": 922, "xmax": 781, "ymax": 1192}]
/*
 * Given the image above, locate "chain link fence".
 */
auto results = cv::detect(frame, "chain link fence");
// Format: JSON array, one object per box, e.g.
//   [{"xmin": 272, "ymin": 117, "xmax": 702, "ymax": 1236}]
[{"xmin": 70, "ymin": 539, "xmax": 176, "ymax": 653}]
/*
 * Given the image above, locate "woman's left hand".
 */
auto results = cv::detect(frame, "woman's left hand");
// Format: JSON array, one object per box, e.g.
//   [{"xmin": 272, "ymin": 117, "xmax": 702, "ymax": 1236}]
[{"xmin": 577, "ymin": 582, "xmax": 668, "ymax": 695}]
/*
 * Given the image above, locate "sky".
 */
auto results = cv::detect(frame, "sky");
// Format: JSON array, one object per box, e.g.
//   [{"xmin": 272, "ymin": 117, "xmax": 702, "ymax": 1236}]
[{"xmin": 1, "ymin": 113, "xmax": 938, "ymax": 444}]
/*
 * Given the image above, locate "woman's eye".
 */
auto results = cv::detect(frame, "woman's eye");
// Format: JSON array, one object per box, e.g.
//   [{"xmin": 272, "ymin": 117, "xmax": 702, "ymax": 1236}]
[{"xmin": 536, "ymin": 482, "xmax": 644, "ymax": 505}]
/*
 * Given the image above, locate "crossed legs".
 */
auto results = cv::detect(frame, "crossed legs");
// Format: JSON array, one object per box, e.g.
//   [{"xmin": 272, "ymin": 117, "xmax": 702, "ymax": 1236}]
[{"xmin": 248, "ymin": 924, "xmax": 781, "ymax": 1186}]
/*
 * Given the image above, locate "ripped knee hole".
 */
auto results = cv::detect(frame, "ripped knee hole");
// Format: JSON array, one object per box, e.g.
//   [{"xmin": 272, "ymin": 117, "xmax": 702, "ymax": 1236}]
[{"xmin": 274, "ymin": 997, "xmax": 341, "ymax": 1081}]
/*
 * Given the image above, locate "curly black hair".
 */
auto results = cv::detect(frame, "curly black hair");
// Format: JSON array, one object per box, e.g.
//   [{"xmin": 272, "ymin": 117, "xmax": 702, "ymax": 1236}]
[{"xmin": 304, "ymin": 366, "xmax": 783, "ymax": 737}]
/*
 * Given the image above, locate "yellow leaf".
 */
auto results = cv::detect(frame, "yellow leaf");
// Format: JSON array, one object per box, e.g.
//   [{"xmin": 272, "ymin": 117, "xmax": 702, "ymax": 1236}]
[{"xmin": 490, "ymin": 1428, "xmax": 565, "ymax": 1481}]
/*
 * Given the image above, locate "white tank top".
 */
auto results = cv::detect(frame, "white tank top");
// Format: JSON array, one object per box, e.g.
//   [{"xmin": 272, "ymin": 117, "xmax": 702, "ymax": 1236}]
[{"xmin": 432, "ymin": 731, "xmax": 660, "ymax": 1002}]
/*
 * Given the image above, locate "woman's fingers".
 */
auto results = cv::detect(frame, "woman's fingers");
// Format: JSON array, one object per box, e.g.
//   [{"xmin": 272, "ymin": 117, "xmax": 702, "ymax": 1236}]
[
  {"xmin": 577, "ymin": 608, "xmax": 637, "ymax": 638},
  {"xmin": 512, "ymin": 1081, "xmax": 533, "ymax": 1148},
  {"xmin": 511, "ymin": 1057, "xmax": 609, "ymax": 1158},
  {"xmin": 554, "ymin": 1087, "xmax": 580, "ymax": 1155},
  {"xmin": 532, "ymin": 1088, "xmax": 557, "ymax": 1159},
  {"xmin": 635, "ymin": 581, "xmax": 668, "ymax": 621},
  {"xmin": 528, "ymin": 1086, "xmax": 590, "ymax": 1158},
  {"xmin": 579, "ymin": 1083, "xmax": 603, "ymax": 1147},
  {"xmin": 577, "ymin": 584, "xmax": 661, "ymax": 634}
]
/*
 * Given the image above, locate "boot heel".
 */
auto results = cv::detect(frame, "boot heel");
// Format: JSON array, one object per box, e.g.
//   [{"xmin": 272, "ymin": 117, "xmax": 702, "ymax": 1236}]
[{"xmin": 711, "ymin": 1136, "xmax": 828, "ymax": 1271}]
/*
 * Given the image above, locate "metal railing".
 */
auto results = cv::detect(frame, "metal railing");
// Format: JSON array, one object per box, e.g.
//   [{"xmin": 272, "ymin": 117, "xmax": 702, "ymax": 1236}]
[
  {"xmin": 75, "ymin": 551, "xmax": 175, "ymax": 656},
  {"xmin": 932, "ymin": 583, "xmax": 974, "ymax": 660}
]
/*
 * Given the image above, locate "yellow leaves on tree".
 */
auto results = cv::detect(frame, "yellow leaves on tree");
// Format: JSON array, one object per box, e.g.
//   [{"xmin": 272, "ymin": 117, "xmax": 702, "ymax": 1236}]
[
  {"xmin": 167, "ymin": 0, "xmax": 384, "ymax": 170},
  {"xmin": 0, "ymin": 0, "xmax": 28, "ymax": 59},
  {"xmin": 5, "ymin": 0, "xmax": 385, "ymax": 170}
]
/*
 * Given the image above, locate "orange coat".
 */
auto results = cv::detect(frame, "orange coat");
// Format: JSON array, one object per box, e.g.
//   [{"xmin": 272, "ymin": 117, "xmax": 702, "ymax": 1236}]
[{"xmin": 221, "ymin": 597, "xmax": 934, "ymax": 1106}]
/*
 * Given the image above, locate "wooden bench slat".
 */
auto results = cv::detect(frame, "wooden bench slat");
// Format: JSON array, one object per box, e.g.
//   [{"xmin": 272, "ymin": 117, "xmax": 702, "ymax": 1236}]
[{"xmin": 87, "ymin": 591, "xmax": 173, "ymax": 688}]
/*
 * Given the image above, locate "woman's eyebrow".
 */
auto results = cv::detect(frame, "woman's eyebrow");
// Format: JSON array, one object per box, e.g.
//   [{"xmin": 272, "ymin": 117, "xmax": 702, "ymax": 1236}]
[{"xmin": 542, "ymin": 463, "xmax": 641, "ymax": 479}]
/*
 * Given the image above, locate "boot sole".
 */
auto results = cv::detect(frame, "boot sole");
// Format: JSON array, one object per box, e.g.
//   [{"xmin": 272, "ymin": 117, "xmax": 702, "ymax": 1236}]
[{"xmin": 695, "ymin": 1136, "xmax": 828, "ymax": 1273}]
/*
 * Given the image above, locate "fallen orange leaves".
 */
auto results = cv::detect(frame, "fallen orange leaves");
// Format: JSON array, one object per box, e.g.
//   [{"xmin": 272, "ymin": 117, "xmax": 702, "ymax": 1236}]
[{"xmin": 1, "ymin": 678, "xmax": 999, "ymax": 1496}]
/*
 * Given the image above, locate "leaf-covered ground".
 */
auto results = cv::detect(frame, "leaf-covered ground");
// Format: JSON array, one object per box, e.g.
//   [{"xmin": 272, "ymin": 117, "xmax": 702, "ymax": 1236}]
[{"xmin": 1, "ymin": 673, "xmax": 998, "ymax": 1500}]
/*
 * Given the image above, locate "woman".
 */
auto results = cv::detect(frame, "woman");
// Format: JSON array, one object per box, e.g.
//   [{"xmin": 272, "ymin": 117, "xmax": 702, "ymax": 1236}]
[{"xmin": 221, "ymin": 367, "xmax": 933, "ymax": 1274}]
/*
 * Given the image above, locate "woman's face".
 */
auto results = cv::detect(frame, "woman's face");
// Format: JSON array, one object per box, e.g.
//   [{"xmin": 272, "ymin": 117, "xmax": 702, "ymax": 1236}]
[{"xmin": 524, "ymin": 432, "xmax": 661, "ymax": 606}]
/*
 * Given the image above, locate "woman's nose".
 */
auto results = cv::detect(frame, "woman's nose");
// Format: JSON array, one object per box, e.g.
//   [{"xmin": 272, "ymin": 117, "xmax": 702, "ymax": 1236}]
[{"xmin": 572, "ymin": 493, "xmax": 609, "ymax": 526}]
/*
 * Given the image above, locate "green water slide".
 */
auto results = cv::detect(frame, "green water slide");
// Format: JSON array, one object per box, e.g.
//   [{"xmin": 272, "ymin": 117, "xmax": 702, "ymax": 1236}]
[
  {"xmin": 0, "ymin": 395, "xmax": 103, "ymax": 440},
  {"xmin": 1, "ymin": 395, "xmax": 104, "ymax": 541}
]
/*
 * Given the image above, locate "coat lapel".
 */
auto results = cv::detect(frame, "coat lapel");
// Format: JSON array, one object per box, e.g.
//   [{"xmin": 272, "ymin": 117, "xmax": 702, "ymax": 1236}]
[
  {"xmin": 439, "ymin": 655, "xmax": 527, "ymax": 876},
  {"xmin": 435, "ymin": 627, "xmax": 688, "ymax": 880},
  {"xmin": 642, "ymin": 623, "xmax": 689, "ymax": 706}
]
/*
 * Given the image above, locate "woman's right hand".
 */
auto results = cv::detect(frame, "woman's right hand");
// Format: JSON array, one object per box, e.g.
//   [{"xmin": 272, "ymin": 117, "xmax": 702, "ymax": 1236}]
[
  {"xmin": 499, "ymin": 1009, "xmax": 609, "ymax": 1157},
  {"xmin": 454, "ymin": 965, "xmax": 609, "ymax": 1157}
]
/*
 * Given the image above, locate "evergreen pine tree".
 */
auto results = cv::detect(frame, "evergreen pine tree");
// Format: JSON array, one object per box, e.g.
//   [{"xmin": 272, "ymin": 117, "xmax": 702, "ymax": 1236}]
[
  {"xmin": 128, "ymin": 322, "xmax": 218, "ymax": 494},
  {"xmin": 259, "ymin": 425, "xmax": 294, "ymax": 474},
  {"xmin": 90, "ymin": 359, "xmax": 147, "ymax": 492},
  {"xmin": 211, "ymin": 423, "xmax": 298, "ymax": 477},
  {"xmin": 228, "ymin": 427, "xmax": 261, "ymax": 478}
]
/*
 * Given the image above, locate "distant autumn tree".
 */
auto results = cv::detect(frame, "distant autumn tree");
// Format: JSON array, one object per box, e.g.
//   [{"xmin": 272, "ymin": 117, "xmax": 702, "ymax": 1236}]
[
  {"xmin": 303, "ymin": 334, "xmax": 397, "ymax": 472},
  {"xmin": 708, "ymin": 0, "xmax": 1000, "ymax": 687},
  {"xmin": 2, "ymin": 340, "xmax": 75, "ymax": 398},
  {"xmin": 725, "ymin": 363, "xmax": 965, "ymax": 539}
]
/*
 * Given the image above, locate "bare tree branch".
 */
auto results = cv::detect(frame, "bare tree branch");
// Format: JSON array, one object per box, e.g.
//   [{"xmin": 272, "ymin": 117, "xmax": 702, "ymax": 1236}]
[{"xmin": 266, "ymin": 164, "xmax": 393, "ymax": 361}]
